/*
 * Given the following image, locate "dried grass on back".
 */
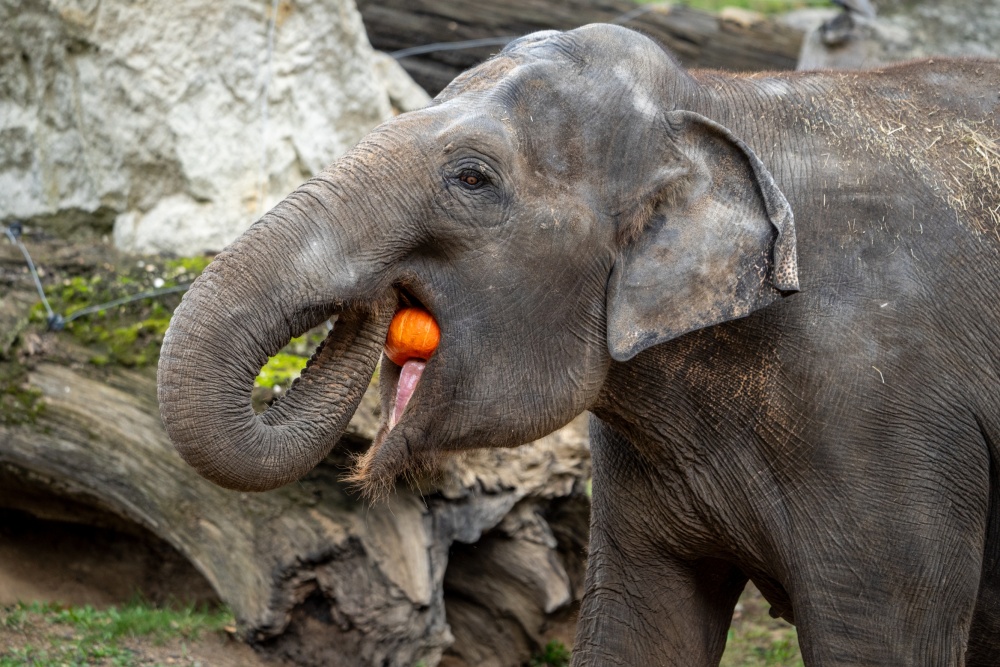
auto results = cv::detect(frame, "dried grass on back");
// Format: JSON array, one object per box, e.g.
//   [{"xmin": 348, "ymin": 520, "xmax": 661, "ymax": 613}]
[{"xmin": 809, "ymin": 73, "xmax": 1000, "ymax": 242}]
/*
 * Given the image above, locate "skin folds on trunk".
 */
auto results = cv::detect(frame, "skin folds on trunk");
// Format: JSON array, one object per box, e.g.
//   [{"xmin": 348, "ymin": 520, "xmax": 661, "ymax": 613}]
[{"xmin": 157, "ymin": 209, "xmax": 395, "ymax": 492}]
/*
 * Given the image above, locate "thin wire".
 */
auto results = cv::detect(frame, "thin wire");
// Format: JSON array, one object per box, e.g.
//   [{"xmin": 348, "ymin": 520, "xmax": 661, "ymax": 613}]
[
  {"xmin": 4, "ymin": 222, "xmax": 192, "ymax": 331},
  {"xmin": 390, "ymin": 37, "xmax": 516, "ymax": 59},
  {"xmin": 4, "ymin": 224, "xmax": 55, "ymax": 322},
  {"xmin": 63, "ymin": 284, "xmax": 191, "ymax": 324},
  {"xmin": 388, "ymin": 6, "xmax": 661, "ymax": 60},
  {"xmin": 611, "ymin": 6, "xmax": 658, "ymax": 24}
]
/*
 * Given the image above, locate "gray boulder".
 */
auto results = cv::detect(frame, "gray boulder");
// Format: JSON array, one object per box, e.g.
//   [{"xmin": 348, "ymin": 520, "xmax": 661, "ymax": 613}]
[{"xmin": 0, "ymin": 0, "xmax": 396, "ymax": 255}]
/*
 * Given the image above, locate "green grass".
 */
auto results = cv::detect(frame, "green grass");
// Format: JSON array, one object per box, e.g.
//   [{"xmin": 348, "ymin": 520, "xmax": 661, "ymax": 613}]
[
  {"xmin": 1, "ymin": 592, "xmax": 799, "ymax": 666},
  {"xmin": 0, "ymin": 600, "xmax": 233, "ymax": 667},
  {"xmin": 518, "ymin": 587, "xmax": 801, "ymax": 667},
  {"xmin": 721, "ymin": 627, "xmax": 803, "ymax": 666},
  {"xmin": 640, "ymin": 0, "xmax": 835, "ymax": 14},
  {"xmin": 530, "ymin": 640, "xmax": 571, "ymax": 667},
  {"xmin": 720, "ymin": 587, "xmax": 803, "ymax": 666}
]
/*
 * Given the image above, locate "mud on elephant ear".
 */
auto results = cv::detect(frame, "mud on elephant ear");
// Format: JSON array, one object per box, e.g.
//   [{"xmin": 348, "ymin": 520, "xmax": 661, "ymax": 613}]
[{"xmin": 607, "ymin": 110, "xmax": 799, "ymax": 362}]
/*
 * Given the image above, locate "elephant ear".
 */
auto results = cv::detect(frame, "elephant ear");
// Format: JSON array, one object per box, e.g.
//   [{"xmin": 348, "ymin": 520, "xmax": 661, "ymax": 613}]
[{"xmin": 607, "ymin": 110, "xmax": 799, "ymax": 362}]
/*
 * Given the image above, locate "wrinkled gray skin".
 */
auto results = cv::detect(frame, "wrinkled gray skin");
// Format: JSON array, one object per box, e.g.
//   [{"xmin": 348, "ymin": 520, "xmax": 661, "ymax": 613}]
[{"xmin": 158, "ymin": 24, "xmax": 1000, "ymax": 666}]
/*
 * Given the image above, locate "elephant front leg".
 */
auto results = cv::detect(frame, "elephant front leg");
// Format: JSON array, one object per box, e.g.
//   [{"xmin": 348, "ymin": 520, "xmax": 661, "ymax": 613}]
[
  {"xmin": 575, "ymin": 415, "xmax": 748, "ymax": 665},
  {"xmin": 572, "ymin": 542, "xmax": 746, "ymax": 666}
]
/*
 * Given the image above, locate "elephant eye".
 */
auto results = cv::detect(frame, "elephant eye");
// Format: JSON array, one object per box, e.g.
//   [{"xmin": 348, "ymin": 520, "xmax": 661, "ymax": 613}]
[{"xmin": 457, "ymin": 169, "xmax": 487, "ymax": 190}]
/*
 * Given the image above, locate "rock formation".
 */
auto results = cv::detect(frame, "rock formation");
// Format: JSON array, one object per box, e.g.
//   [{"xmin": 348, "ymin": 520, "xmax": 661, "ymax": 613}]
[{"xmin": 0, "ymin": 0, "xmax": 399, "ymax": 256}]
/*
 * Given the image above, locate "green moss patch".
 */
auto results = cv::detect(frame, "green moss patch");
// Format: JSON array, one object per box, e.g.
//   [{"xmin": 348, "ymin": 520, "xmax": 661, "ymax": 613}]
[
  {"xmin": 30, "ymin": 256, "xmax": 210, "ymax": 369},
  {"xmin": 0, "ymin": 367, "xmax": 43, "ymax": 426},
  {"xmin": 253, "ymin": 328, "xmax": 336, "ymax": 393},
  {"xmin": 254, "ymin": 352, "xmax": 309, "ymax": 389}
]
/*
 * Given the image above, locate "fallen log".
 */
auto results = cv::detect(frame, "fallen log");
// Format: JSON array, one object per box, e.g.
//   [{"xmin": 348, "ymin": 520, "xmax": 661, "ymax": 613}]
[
  {"xmin": 0, "ymin": 234, "xmax": 590, "ymax": 667},
  {"xmin": 358, "ymin": 0, "xmax": 804, "ymax": 94}
]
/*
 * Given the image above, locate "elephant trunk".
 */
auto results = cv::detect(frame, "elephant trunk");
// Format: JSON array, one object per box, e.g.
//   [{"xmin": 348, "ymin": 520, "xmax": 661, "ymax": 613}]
[{"xmin": 157, "ymin": 170, "xmax": 401, "ymax": 492}]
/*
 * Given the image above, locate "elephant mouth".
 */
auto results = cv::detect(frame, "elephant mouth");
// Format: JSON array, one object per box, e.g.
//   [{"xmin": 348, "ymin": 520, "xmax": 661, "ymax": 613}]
[
  {"xmin": 349, "ymin": 286, "xmax": 440, "ymax": 497},
  {"xmin": 384, "ymin": 285, "xmax": 437, "ymax": 431}
]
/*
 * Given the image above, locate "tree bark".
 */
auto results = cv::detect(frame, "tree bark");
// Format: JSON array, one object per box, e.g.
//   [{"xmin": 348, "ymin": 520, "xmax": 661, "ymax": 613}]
[
  {"xmin": 0, "ymin": 236, "xmax": 590, "ymax": 667},
  {"xmin": 358, "ymin": 0, "xmax": 804, "ymax": 95}
]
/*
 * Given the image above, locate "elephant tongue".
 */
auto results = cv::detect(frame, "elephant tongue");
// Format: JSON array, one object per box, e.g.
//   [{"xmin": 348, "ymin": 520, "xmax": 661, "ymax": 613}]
[{"xmin": 391, "ymin": 359, "xmax": 425, "ymax": 428}]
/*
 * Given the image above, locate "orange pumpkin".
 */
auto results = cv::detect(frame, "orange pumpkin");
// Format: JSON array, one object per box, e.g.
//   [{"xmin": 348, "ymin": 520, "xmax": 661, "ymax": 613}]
[{"xmin": 384, "ymin": 306, "xmax": 440, "ymax": 366}]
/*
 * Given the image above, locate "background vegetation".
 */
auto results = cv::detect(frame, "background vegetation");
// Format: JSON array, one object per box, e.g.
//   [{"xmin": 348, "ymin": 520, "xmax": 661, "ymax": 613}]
[
  {"xmin": 0, "ymin": 600, "xmax": 233, "ymax": 667},
  {"xmin": 1, "ymin": 590, "xmax": 802, "ymax": 667}
]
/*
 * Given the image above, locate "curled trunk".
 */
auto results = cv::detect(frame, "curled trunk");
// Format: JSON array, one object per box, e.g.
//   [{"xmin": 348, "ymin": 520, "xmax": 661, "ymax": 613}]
[{"xmin": 157, "ymin": 202, "xmax": 394, "ymax": 492}]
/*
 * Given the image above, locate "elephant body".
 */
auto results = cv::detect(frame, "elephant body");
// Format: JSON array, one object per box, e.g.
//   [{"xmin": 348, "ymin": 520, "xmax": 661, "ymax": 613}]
[
  {"xmin": 158, "ymin": 25, "xmax": 1000, "ymax": 665},
  {"xmin": 582, "ymin": 58, "xmax": 1000, "ymax": 666}
]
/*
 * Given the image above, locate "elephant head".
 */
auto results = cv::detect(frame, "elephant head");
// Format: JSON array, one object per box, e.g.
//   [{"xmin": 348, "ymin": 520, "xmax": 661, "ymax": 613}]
[{"xmin": 157, "ymin": 24, "xmax": 798, "ymax": 495}]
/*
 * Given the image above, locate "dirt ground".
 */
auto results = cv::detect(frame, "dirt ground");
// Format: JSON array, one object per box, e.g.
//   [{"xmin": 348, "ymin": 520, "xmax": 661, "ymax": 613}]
[
  {"xmin": 0, "ymin": 618, "xmax": 277, "ymax": 667},
  {"xmin": 0, "ymin": 508, "xmax": 287, "ymax": 667},
  {"xmin": 0, "ymin": 506, "xmax": 799, "ymax": 666}
]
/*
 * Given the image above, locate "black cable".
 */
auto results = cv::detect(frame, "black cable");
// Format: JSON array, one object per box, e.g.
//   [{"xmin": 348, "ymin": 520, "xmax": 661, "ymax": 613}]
[
  {"xmin": 389, "ymin": 5, "xmax": 660, "ymax": 60},
  {"xmin": 390, "ymin": 36, "xmax": 516, "ymax": 59}
]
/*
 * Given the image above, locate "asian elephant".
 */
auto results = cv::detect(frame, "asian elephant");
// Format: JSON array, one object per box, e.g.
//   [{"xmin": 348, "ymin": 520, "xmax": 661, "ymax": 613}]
[{"xmin": 157, "ymin": 24, "xmax": 1000, "ymax": 666}]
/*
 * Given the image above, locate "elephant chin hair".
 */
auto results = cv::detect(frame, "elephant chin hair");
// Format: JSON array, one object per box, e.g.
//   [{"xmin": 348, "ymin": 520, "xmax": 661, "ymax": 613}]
[{"xmin": 346, "ymin": 428, "xmax": 442, "ymax": 501}]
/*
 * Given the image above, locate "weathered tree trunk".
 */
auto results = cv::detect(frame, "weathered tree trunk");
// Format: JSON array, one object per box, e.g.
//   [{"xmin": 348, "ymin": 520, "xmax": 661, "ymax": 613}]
[
  {"xmin": 0, "ymin": 236, "xmax": 590, "ymax": 667},
  {"xmin": 358, "ymin": 0, "xmax": 804, "ymax": 95}
]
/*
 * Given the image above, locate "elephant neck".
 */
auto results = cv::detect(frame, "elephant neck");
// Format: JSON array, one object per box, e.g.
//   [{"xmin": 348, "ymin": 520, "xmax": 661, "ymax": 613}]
[
  {"xmin": 593, "ymin": 323, "xmax": 779, "ymax": 460},
  {"xmin": 676, "ymin": 70, "xmax": 818, "ymax": 152}
]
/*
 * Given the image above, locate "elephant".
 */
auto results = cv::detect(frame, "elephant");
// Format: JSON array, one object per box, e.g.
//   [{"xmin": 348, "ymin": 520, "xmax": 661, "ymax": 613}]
[{"xmin": 157, "ymin": 24, "xmax": 1000, "ymax": 666}]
